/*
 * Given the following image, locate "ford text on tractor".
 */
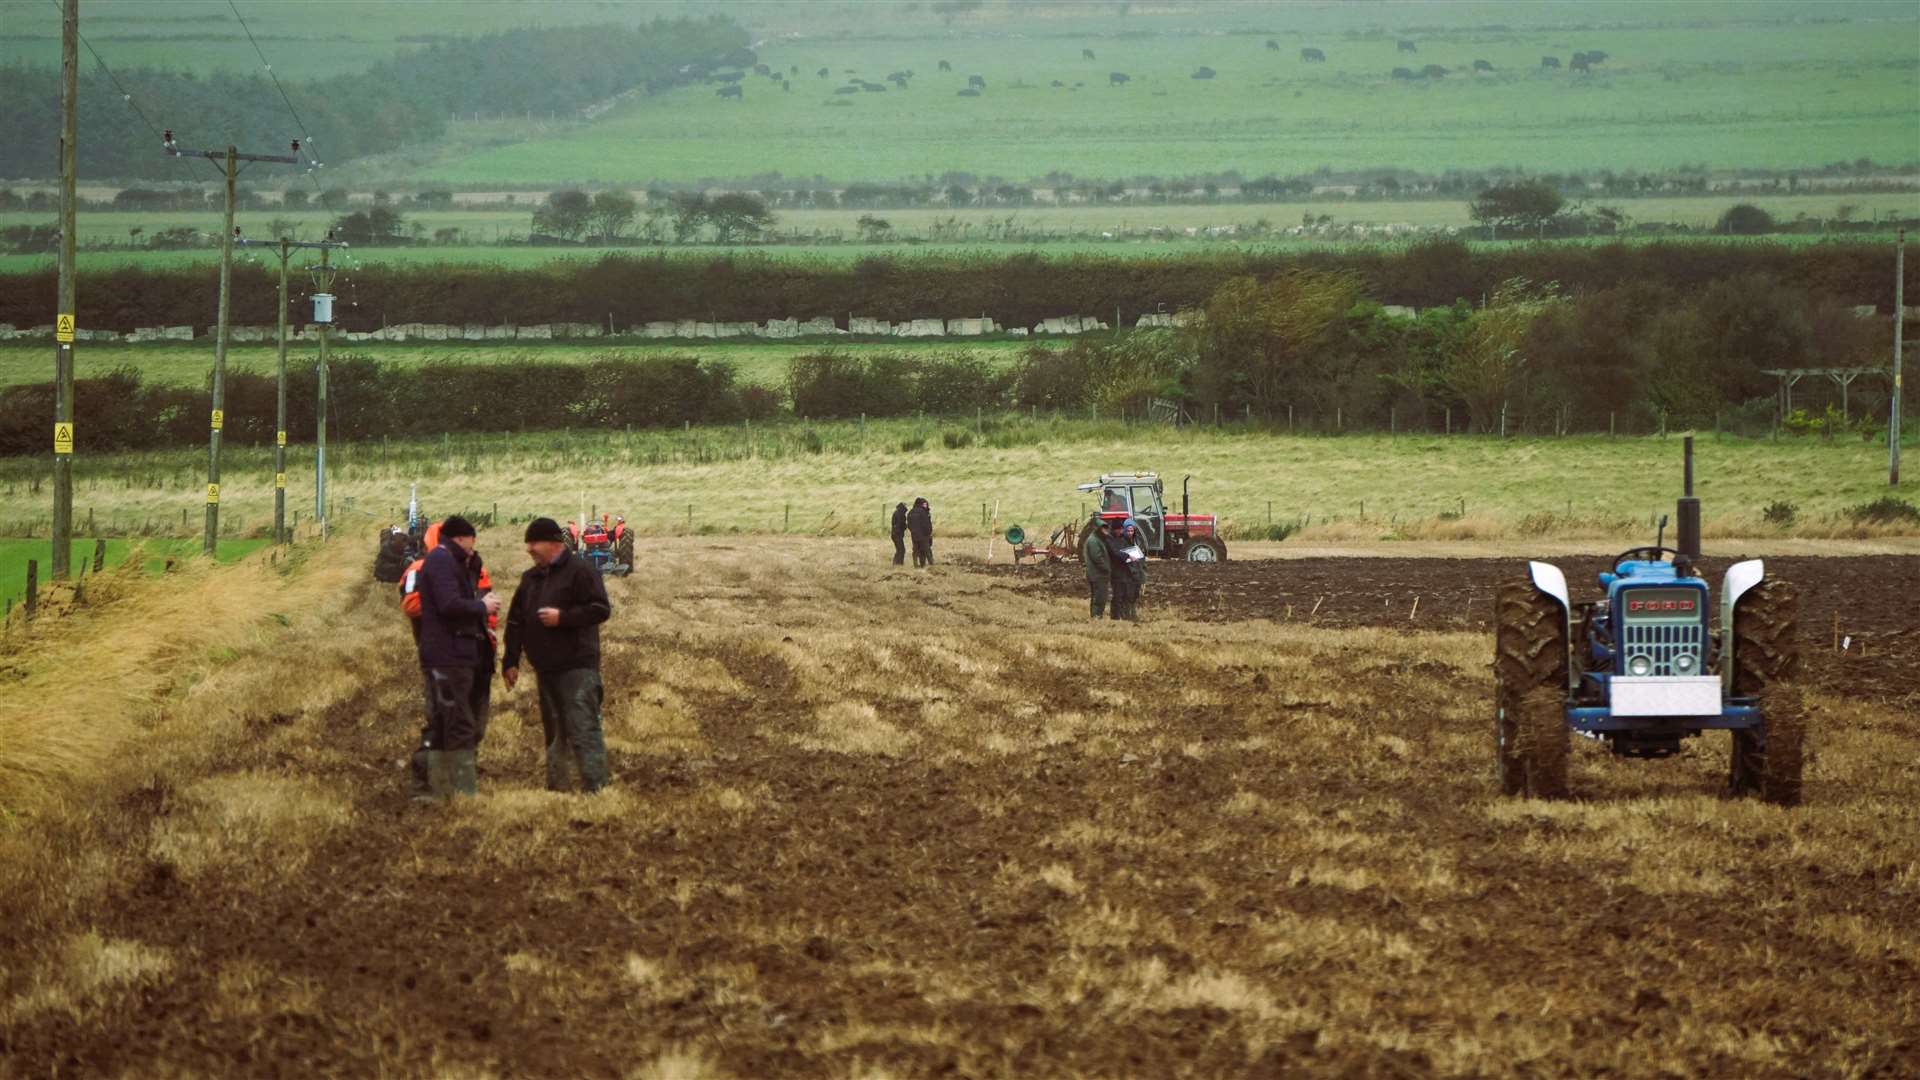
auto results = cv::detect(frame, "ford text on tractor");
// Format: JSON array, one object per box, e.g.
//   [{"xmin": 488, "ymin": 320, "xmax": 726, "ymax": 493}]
[
  {"xmin": 1074, "ymin": 473, "xmax": 1228, "ymax": 562},
  {"xmin": 1494, "ymin": 437, "xmax": 1804, "ymax": 804}
]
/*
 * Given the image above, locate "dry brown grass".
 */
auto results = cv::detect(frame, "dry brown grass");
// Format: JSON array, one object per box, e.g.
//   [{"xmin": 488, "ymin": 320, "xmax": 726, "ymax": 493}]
[{"xmin": 0, "ymin": 535, "xmax": 1913, "ymax": 1076}]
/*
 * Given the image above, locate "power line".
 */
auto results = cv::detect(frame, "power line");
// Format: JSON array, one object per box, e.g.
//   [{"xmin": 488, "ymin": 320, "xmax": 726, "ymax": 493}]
[
  {"xmin": 48, "ymin": 0, "xmax": 224, "ymax": 181},
  {"xmin": 227, "ymin": 0, "xmax": 327, "ymax": 191}
]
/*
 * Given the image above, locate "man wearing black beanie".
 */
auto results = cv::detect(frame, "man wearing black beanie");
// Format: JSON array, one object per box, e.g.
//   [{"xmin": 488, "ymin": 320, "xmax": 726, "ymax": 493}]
[
  {"xmin": 504, "ymin": 516, "xmax": 614, "ymax": 793},
  {"xmin": 416, "ymin": 515, "xmax": 501, "ymax": 798}
]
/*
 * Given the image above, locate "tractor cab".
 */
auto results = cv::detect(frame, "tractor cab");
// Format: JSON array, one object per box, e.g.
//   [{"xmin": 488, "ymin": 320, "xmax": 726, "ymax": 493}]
[{"xmin": 1075, "ymin": 472, "xmax": 1226, "ymax": 562}]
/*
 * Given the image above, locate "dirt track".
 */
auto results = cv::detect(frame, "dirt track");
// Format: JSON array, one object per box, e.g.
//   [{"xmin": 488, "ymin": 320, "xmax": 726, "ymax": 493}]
[{"xmin": 985, "ymin": 553, "xmax": 1920, "ymax": 706}]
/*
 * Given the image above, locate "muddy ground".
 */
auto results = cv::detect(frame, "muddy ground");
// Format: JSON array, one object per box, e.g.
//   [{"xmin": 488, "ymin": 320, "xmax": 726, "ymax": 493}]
[
  {"xmin": 987, "ymin": 554, "xmax": 1920, "ymax": 707},
  {"xmin": 1, "ymin": 540, "xmax": 1915, "ymax": 1077}
]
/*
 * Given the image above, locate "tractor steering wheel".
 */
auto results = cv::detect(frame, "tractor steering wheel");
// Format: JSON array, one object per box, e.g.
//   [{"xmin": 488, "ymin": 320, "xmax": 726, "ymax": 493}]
[{"xmin": 1611, "ymin": 545, "xmax": 1679, "ymax": 571}]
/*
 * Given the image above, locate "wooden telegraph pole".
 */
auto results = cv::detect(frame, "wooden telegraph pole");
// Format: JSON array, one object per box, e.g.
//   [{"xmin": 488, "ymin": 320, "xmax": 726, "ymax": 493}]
[
  {"xmin": 237, "ymin": 232, "xmax": 346, "ymax": 543},
  {"xmin": 162, "ymin": 133, "xmax": 300, "ymax": 554},
  {"xmin": 51, "ymin": 0, "xmax": 77, "ymax": 579},
  {"xmin": 1894, "ymin": 228, "xmax": 1905, "ymax": 486},
  {"xmin": 311, "ymin": 243, "xmax": 338, "ymax": 534}
]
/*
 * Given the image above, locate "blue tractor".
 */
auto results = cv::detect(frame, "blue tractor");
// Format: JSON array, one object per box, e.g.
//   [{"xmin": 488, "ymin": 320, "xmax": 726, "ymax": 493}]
[{"xmin": 1494, "ymin": 438, "xmax": 1804, "ymax": 804}]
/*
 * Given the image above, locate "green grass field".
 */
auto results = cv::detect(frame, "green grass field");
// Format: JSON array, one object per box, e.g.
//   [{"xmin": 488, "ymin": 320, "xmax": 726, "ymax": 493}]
[
  {"xmin": 415, "ymin": 17, "xmax": 1920, "ymax": 185},
  {"xmin": 0, "ymin": 339, "xmax": 1037, "ymax": 391},
  {"xmin": 0, "ymin": 536, "xmax": 266, "ymax": 612},
  {"xmin": 1, "ymin": 420, "xmax": 1911, "ymax": 545}
]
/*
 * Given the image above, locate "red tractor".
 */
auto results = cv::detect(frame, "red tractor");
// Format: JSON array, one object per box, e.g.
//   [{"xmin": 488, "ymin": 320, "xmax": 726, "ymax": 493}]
[{"xmin": 1075, "ymin": 472, "xmax": 1227, "ymax": 562}]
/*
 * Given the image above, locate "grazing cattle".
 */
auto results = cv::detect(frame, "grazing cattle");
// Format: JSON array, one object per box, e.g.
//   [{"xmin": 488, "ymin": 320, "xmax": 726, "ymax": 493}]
[
  {"xmin": 1421, "ymin": 64, "xmax": 1447, "ymax": 78},
  {"xmin": 1191, "ymin": 66, "xmax": 1216, "ymax": 79},
  {"xmin": 887, "ymin": 73, "xmax": 910, "ymax": 88},
  {"xmin": 754, "ymin": 63, "xmax": 770, "ymax": 76},
  {"xmin": 1300, "ymin": 47, "xmax": 1326, "ymax": 62},
  {"xmin": 714, "ymin": 71, "xmax": 744, "ymax": 82},
  {"xmin": 818, "ymin": 67, "xmax": 829, "ymax": 77},
  {"xmin": 1540, "ymin": 55, "xmax": 1560, "ymax": 68},
  {"xmin": 1473, "ymin": 59, "xmax": 1493, "ymax": 72},
  {"xmin": 1570, "ymin": 54, "xmax": 1590, "ymax": 72},
  {"xmin": 834, "ymin": 85, "xmax": 859, "ymax": 94},
  {"xmin": 957, "ymin": 87, "xmax": 980, "ymax": 97},
  {"xmin": 1391, "ymin": 66, "xmax": 1414, "ymax": 79},
  {"xmin": 938, "ymin": 59, "xmax": 952, "ymax": 71},
  {"xmin": 1051, "ymin": 79, "xmax": 1065, "ymax": 87},
  {"xmin": 968, "ymin": 74, "xmax": 986, "ymax": 88},
  {"xmin": 862, "ymin": 82, "xmax": 885, "ymax": 92},
  {"xmin": 790, "ymin": 64, "xmax": 799, "ymax": 74},
  {"xmin": 717, "ymin": 85, "xmax": 742, "ymax": 99},
  {"xmin": 1266, "ymin": 39, "xmax": 1280, "ymax": 51},
  {"xmin": 1109, "ymin": 71, "xmax": 1130, "ymax": 85},
  {"xmin": 782, "ymin": 80, "xmax": 791, "ymax": 91},
  {"xmin": 1397, "ymin": 39, "xmax": 1417, "ymax": 53},
  {"xmin": 1083, "ymin": 48, "xmax": 1096, "ymax": 60},
  {"xmin": 1583, "ymin": 50, "xmax": 1608, "ymax": 64}
]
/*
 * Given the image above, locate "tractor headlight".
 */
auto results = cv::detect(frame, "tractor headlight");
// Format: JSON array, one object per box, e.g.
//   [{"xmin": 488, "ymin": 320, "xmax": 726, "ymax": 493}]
[
  {"xmin": 1628, "ymin": 655, "xmax": 1653, "ymax": 677},
  {"xmin": 1673, "ymin": 652, "xmax": 1697, "ymax": 674}
]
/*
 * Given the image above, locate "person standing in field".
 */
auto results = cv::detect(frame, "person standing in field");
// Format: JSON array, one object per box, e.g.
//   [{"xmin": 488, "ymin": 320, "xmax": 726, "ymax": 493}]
[
  {"xmin": 504, "ymin": 517, "xmax": 614, "ymax": 794},
  {"xmin": 890, "ymin": 501, "xmax": 909, "ymax": 565},
  {"xmin": 402, "ymin": 520, "xmax": 499, "ymax": 801},
  {"xmin": 415, "ymin": 515, "xmax": 501, "ymax": 799},
  {"xmin": 1118, "ymin": 518, "xmax": 1148, "ymax": 621},
  {"xmin": 1082, "ymin": 516, "xmax": 1114, "ymax": 618},
  {"xmin": 907, "ymin": 497, "xmax": 934, "ymax": 567},
  {"xmin": 1103, "ymin": 518, "xmax": 1133, "ymax": 621}
]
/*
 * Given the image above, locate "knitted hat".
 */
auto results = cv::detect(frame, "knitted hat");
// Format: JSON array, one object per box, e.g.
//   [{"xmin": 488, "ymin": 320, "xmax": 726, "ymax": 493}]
[
  {"xmin": 440, "ymin": 515, "xmax": 477, "ymax": 539},
  {"xmin": 523, "ymin": 516, "xmax": 567, "ymax": 543}
]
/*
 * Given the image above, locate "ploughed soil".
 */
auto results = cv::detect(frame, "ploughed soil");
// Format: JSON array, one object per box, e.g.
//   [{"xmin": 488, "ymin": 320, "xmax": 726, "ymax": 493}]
[{"xmin": 985, "ymin": 553, "xmax": 1920, "ymax": 707}]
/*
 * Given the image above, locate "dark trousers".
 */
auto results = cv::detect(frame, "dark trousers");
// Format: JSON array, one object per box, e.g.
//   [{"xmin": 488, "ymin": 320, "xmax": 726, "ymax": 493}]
[
  {"xmin": 538, "ymin": 667, "xmax": 610, "ymax": 793},
  {"xmin": 425, "ymin": 664, "xmax": 491, "ymax": 753},
  {"xmin": 1087, "ymin": 576, "xmax": 1109, "ymax": 618},
  {"xmin": 912, "ymin": 536, "xmax": 932, "ymax": 566},
  {"xmin": 1112, "ymin": 576, "xmax": 1137, "ymax": 621},
  {"xmin": 410, "ymin": 667, "xmax": 493, "ymax": 795},
  {"xmin": 892, "ymin": 533, "xmax": 906, "ymax": 564}
]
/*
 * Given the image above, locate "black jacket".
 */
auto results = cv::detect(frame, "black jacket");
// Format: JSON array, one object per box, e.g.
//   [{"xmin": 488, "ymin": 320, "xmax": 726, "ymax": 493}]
[
  {"xmin": 417, "ymin": 539, "xmax": 490, "ymax": 669},
  {"xmin": 907, "ymin": 503, "xmax": 932, "ymax": 541},
  {"xmin": 503, "ymin": 547, "xmax": 612, "ymax": 674},
  {"xmin": 890, "ymin": 504, "xmax": 908, "ymax": 539}
]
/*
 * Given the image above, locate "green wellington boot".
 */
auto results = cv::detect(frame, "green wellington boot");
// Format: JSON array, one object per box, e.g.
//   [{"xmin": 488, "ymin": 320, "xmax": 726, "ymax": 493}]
[
  {"xmin": 449, "ymin": 750, "xmax": 479, "ymax": 798},
  {"xmin": 426, "ymin": 750, "xmax": 453, "ymax": 801}
]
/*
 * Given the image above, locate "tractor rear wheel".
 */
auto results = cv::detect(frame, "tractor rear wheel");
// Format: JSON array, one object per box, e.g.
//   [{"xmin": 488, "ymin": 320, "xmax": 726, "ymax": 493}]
[
  {"xmin": 1184, "ymin": 537, "xmax": 1226, "ymax": 562},
  {"xmin": 1727, "ymin": 578, "xmax": 1804, "ymax": 805},
  {"xmin": 1494, "ymin": 580, "xmax": 1570, "ymax": 798},
  {"xmin": 615, "ymin": 531, "xmax": 635, "ymax": 574}
]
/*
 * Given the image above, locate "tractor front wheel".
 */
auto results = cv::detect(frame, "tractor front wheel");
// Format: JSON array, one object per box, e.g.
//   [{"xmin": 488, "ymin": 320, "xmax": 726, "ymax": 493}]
[
  {"xmin": 1494, "ymin": 580, "xmax": 1571, "ymax": 798},
  {"xmin": 1728, "ymin": 578, "xmax": 1804, "ymax": 805},
  {"xmin": 1184, "ymin": 537, "xmax": 1226, "ymax": 562}
]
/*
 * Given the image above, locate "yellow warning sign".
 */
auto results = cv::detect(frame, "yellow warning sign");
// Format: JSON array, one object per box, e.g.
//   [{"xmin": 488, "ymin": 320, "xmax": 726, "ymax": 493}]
[
  {"xmin": 275, "ymin": 472, "xmax": 287, "ymax": 489},
  {"xmin": 53, "ymin": 422, "xmax": 73, "ymax": 454},
  {"xmin": 210, "ymin": 409, "xmax": 224, "ymax": 431},
  {"xmin": 206, "ymin": 482, "xmax": 221, "ymax": 504},
  {"xmin": 276, "ymin": 430, "xmax": 287, "ymax": 447},
  {"xmin": 55, "ymin": 313, "xmax": 75, "ymax": 342}
]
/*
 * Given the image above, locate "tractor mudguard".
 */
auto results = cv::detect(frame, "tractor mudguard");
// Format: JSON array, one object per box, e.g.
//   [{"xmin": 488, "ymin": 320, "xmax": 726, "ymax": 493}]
[
  {"xmin": 1527, "ymin": 561, "xmax": 1576, "ymax": 691},
  {"xmin": 1719, "ymin": 559, "xmax": 1765, "ymax": 693}
]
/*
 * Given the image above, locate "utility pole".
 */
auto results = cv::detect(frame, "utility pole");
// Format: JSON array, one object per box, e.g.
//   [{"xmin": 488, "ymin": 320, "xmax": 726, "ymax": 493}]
[
  {"xmin": 51, "ymin": 0, "xmax": 77, "ymax": 579},
  {"xmin": 1894, "ymin": 227, "xmax": 1905, "ymax": 486},
  {"xmin": 311, "ymin": 242, "xmax": 338, "ymax": 534},
  {"xmin": 236, "ymin": 232, "xmax": 346, "ymax": 543},
  {"xmin": 162, "ymin": 132, "xmax": 299, "ymax": 554}
]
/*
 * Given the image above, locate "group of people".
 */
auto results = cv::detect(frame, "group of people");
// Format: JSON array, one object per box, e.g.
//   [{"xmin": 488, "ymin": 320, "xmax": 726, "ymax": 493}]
[
  {"xmin": 1082, "ymin": 515, "xmax": 1149, "ymax": 620},
  {"xmin": 404, "ymin": 514, "xmax": 615, "ymax": 800},
  {"xmin": 890, "ymin": 497, "xmax": 935, "ymax": 566}
]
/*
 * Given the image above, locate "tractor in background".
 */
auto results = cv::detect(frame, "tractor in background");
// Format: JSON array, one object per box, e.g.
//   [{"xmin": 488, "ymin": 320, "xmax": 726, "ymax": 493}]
[
  {"xmin": 1073, "ymin": 472, "xmax": 1227, "ymax": 562},
  {"xmin": 572, "ymin": 514, "xmax": 635, "ymax": 577},
  {"xmin": 1495, "ymin": 437, "xmax": 1804, "ymax": 804}
]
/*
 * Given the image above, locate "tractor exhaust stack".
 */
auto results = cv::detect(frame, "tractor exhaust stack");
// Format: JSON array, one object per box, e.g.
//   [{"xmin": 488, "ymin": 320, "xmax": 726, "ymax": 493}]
[{"xmin": 1677, "ymin": 436, "xmax": 1701, "ymax": 563}]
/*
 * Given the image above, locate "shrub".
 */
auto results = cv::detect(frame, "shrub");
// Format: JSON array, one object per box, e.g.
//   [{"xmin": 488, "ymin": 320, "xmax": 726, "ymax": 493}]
[
  {"xmin": 898, "ymin": 436, "xmax": 926, "ymax": 452},
  {"xmin": 1846, "ymin": 497, "xmax": 1920, "ymax": 525},
  {"xmin": 941, "ymin": 428, "xmax": 974, "ymax": 449},
  {"xmin": 1761, "ymin": 501, "xmax": 1798, "ymax": 526}
]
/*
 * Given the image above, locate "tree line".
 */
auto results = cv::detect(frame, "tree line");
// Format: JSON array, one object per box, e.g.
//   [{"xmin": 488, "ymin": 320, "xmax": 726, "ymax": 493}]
[{"xmin": 0, "ymin": 18, "xmax": 745, "ymax": 181}]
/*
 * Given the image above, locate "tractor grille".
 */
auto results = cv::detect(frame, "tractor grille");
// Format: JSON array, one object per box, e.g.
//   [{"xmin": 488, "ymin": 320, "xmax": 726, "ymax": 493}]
[{"xmin": 1621, "ymin": 620, "xmax": 1705, "ymax": 675}]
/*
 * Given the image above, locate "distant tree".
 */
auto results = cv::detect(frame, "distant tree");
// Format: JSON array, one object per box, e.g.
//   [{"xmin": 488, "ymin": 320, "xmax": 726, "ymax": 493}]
[
  {"xmin": 670, "ymin": 192, "xmax": 709, "ymax": 242},
  {"xmin": 1445, "ymin": 278, "xmax": 1565, "ymax": 431},
  {"xmin": 533, "ymin": 188, "xmax": 592, "ymax": 240},
  {"xmin": 945, "ymin": 184, "xmax": 974, "ymax": 207},
  {"xmin": 414, "ymin": 189, "xmax": 454, "ymax": 209},
  {"xmin": 1192, "ymin": 271, "xmax": 1363, "ymax": 416},
  {"xmin": 856, "ymin": 214, "xmax": 893, "ymax": 242},
  {"xmin": 707, "ymin": 193, "xmax": 774, "ymax": 242},
  {"xmin": 266, "ymin": 216, "xmax": 299, "ymax": 241},
  {"xmin": 589, "ymin": 190, "xmax": 638, "ymax": 241},
  {"xmin": 281, "ymin": 189, "xmax": 310, "ymax": 210},
  {"xmin": 0, "ymin": 188, "xmax": 20, "ymax": 211},
  {"xmin": 318, "ymin": 187, "xmax": 352, "ymax": 211},
  {"xmin": 1469, "ymin": 181, "xmax": 1564, "ymax": 235},
  {"xmin": 1716, "ymin": 203, "xmax": 1776, "ymax": 235},
  {"xmin": 331, "ymin": 207, "xmax": 406, "ymax": 246}
]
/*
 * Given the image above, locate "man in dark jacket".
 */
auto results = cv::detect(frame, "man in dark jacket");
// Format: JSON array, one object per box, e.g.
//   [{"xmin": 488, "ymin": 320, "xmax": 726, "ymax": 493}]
[
  {"xmin": 1117, "ymin": 518, "xmax": 1148, "ymax": 621},
  {"xmin": 504, "ymin": 517, "xmax": 614, "ymax": 793},
  {"xmin": 1082, "ymin": 516, "xmax": 1113, "ymax": 618},
  {"xmin": 417, "ymin": 516, "xmax": 501, "ymax": 798},
  {"xmin": 1103, "ymin": 519, "xmax": 1133, "ymax": 621},
  {"xmin": 907, "ymin": 497, "xmax": 934, "ymax": 567},
  {"xmin": 890, "ymin": 502, "xmax": 908, "ymax": 565}
]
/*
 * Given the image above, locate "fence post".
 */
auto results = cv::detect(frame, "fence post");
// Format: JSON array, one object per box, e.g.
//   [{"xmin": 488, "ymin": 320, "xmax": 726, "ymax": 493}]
[
  {"xmin": 1445, "ymin": 405, "xmax": 1451, "ymax": 435},
  {"xmin": 25, "ymin": 559, "xmax": 36, "ymax": 619},
  {"xmin": 92, "ymin": 538, "xmax": 105, "ymax": 572},
  {"xmin": 785, "ymin": 503, "xmax": 791, "ymax": 532},
  {"xmin": 687, "ymin": 504, "xmax": 693, "ymax": 530},
  {"xmin": 1609, "ymin": 411, "xmax": 1616, "ymax": 438}
]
